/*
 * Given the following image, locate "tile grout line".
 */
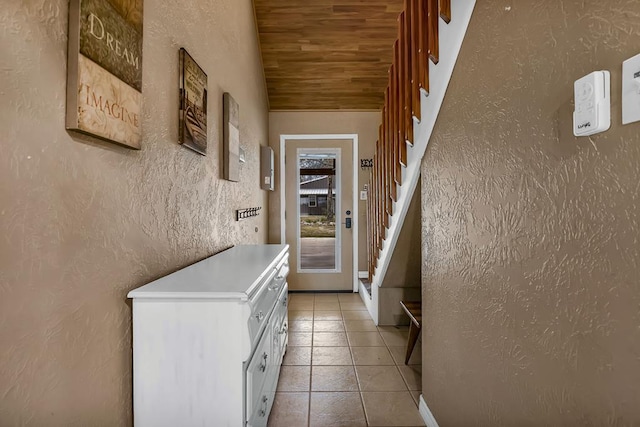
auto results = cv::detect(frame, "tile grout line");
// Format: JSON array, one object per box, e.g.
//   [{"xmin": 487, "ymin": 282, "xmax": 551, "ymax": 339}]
[
  {"xmin": 307, "ymin": 296, "xmax": 315, "ymax": 427},
  {"xmin": 346, "ymin": 303, "xmax": 372, "ymax": 426}
]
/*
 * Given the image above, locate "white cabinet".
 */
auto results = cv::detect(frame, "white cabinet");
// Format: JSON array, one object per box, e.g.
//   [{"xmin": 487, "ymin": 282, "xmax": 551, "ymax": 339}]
[{"xmin": 128, "ymin": 244, "xmax": 289, "ymax": 427}]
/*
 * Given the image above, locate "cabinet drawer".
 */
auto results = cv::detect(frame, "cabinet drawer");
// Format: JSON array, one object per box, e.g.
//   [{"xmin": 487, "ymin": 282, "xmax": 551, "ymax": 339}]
[
  {"xmin": 275, "ymin": 260, "xmax": 289, "ymax": 283},
  {"xmin": 248, "ymin": 261, "xmax": 287, "ymax": 343},
  {"xmin": 246, "ymin": 328, "xmax": 272, "ymax": 417},
  {"xmin": 246, "ymin": 389, "xmax": 274, "ymax": 427},
  {"xmin": 274, "ymin": 285, "xmax": 288, "ymax": 360}
]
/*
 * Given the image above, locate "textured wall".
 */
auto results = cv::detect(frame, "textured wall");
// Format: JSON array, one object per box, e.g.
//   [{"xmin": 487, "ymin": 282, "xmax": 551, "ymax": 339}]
[
  {"xmin": 421, "ymin": 0, "xmax": 640, "ymax": 425},
  {"xmin": 0, "ymin": 0, "xmax": 268, "ymax": 424},
  {"xmin": 268, "ymin": 111, "xmax": 379, "ymax": 271}
]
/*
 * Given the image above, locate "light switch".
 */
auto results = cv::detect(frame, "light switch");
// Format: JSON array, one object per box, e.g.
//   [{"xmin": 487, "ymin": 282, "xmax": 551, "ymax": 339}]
[
  {"xmin": 622, "ymin": 53, "xmax": 640, "ymax": 125},
  {"xmin": 360, "ymin": 191, "xmax": 367, "ymax": 200}
]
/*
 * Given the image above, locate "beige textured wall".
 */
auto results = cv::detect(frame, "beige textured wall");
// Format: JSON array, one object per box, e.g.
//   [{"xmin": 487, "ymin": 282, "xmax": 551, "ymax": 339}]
[
  {"xmin": 268, "ymin": 111, "xmax": 379, "ymax": 271},
  {"xmin": 421, "ymin": 0, "xmax": 640, "ymax": 425},
  {"xmin": 0, "ymin": 0, "xmax": 268, "ymax": 424}
]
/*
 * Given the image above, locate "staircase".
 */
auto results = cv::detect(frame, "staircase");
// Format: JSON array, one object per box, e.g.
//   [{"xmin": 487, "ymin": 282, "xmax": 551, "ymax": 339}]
[{"xmin": 364, "ymin": 0, "xmax": 476, "ymax": 322}]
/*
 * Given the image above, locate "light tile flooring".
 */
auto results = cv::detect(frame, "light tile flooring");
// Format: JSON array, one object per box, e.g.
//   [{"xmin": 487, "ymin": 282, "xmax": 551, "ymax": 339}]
[{"xmin": 268, "ymin": 292, "xmax": 424, "ymax": 427}]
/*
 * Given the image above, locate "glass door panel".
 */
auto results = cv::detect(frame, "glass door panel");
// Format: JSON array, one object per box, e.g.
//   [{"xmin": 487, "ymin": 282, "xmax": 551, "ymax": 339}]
[{"xmin": 298, "ymin": 150, "xmax": 340, "ymax": 272}]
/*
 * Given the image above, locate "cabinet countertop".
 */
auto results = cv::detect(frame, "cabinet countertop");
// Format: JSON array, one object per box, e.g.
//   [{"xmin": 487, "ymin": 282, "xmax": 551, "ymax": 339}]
[{"xmin": 127, "ymin": 244, "xmax": 289, "ymax": 300}]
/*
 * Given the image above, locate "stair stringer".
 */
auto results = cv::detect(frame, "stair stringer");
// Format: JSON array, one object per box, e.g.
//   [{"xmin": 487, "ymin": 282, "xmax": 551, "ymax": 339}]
[{"xmin": 367, "ymin": 0, "xmax": 477, "ymax": 324}]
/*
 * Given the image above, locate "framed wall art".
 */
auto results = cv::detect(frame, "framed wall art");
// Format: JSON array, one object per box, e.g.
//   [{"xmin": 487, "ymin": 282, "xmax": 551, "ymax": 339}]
[
  {"xmin": 66, "ymin": 0, "xmax": 144, "ymax": 149},
  {"xmin": 178, "ymin": 48, "xmax": 208, "ymax": 155},
  {"xmin": 223, "ymin": 92, "xmax": 240, "ymax": 181}
]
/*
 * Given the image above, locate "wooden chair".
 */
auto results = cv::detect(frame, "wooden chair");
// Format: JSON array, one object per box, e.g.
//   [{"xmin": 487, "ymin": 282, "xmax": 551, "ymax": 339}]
[{"xmin": 400, "ymin": 301, "xmax": 422, "ymax": 364}]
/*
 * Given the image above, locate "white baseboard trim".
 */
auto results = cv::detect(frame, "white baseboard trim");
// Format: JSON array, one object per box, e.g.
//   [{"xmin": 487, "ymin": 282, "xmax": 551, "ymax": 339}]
[
  {"xmin": 358, "ymin": 271, "xmax": 368, "ymax": 279},
  {"xmin": 358, "ymin": 280, "xmax": 374, "ymax": 314},
  {"xmin": 419, "ymin": 395, "xmax": 440, "ymax": 427}
]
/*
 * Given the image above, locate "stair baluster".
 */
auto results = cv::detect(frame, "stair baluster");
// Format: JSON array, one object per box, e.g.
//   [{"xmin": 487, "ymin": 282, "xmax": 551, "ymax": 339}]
[{"xmin": 366, "ymin": 0, "xmax": 451, "ymax": 283}]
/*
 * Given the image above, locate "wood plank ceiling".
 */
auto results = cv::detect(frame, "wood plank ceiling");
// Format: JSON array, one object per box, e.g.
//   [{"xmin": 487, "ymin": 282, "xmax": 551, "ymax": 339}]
[{"xmin": 253, "ymin": 1, "xmax": 404, "ymax": 110}]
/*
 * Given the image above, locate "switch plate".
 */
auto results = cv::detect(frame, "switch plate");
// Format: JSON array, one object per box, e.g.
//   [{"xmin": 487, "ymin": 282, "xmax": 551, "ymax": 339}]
[
  {"xmin": 573, "ymin": 70, "xmax": 611, "ymax": 137},
  {"xmin": 360, "ymin": 191, "xmax": 367, "ymax": 200},
  {"xmin": 622, "ymin": 53, "xmax": 640, "ymax": 125}
]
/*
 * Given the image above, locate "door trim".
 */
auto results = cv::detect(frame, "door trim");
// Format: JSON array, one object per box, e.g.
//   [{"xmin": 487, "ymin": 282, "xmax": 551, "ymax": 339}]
[{"xmin": 280, "ymin": 134, "xmax": 359, "ymax": 292}]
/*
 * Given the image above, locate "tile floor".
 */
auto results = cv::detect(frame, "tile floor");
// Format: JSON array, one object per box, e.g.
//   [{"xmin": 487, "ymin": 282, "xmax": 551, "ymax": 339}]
[{"xmin": 268, "ymin": 292, "xmax": 425, "ymax": 427}]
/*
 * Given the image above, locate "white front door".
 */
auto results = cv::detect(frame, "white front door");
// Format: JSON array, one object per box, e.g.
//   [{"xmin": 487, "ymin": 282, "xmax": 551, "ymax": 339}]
[{"xmin": 284, "ymin": 139, "xmax": 354, "ymax": 291}]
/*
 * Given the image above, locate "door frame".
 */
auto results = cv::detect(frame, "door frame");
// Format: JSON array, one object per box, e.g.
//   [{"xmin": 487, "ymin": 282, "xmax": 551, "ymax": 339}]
[{"xmin": 280, "ymin": 134, "xmax": 359, "ymax": 292}]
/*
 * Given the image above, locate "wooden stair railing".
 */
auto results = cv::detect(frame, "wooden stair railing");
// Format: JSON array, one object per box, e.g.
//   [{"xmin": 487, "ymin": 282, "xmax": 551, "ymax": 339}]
[{"xmin": 367, "ymin": 0, "xmax": 451, "ymax": 283}]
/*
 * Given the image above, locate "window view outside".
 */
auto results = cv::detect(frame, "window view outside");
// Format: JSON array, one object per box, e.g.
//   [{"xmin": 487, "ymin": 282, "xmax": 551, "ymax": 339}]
[{"xmin": 299, "ymin": 153, "xmax": 337, "ymax": 270}]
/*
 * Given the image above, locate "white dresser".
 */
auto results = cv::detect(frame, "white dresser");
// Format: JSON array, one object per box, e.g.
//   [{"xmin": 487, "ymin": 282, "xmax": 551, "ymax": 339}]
[{"xmin": 127, "ymin": 244, "xmax": 289, "ymax": 427}]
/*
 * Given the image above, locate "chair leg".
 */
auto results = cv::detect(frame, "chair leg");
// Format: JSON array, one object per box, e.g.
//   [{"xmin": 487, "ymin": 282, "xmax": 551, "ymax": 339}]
[{"xmin": 404, "ymin": 322, "xmax": 421, "ymax": 365}]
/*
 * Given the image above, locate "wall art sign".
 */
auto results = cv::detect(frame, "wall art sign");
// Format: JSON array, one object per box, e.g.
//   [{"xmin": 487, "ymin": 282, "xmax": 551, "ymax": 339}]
[
  {"xmin": 66, "ymin": 0, "xmax": 144, "ymax": 149},
  {"xmin": 179, "ymin": 48, "xmax": 208, "ymax": 155},
  {"xmin": 223, "ymin": 92, "xmax": 240, "ymax": 181},
  {"xmin": 360, "ymin": 158, "xmax": 373, "ymax": 169}
]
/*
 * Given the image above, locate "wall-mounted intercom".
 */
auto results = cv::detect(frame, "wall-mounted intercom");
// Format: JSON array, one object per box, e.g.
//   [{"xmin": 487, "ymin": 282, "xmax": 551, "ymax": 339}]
[{"xmin": 573, "ymin": 70, "xmax": 611, "ymax": 137}]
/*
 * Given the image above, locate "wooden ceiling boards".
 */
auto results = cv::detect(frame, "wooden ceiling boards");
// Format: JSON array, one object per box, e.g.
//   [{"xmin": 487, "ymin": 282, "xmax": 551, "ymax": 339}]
[{"xmin": 253, "ymin": 1, "xmax": 404, "ymax": 110}]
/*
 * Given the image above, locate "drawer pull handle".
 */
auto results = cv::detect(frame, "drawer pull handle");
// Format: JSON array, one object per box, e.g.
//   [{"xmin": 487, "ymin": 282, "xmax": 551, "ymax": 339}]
[
  {"xmin": 259, "ymin": 352, "xmax": 268, "ymax": 372},
  {"xmin": 268, "ymin": 284, "xmax": 279, "ymax": 291},
  {"xmin": 255, "ymin": 311, "xmax": 264, "ymax": 321}
]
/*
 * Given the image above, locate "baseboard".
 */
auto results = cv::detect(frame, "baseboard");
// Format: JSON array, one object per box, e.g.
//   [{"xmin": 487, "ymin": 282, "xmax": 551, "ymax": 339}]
[
  {"xmin": 358, "ymin": 280, "xmax": 374, "ymax": 310},
  {"xmin": 419, "ymin": 395, "xmax": 440, "ymax": 427},
  {"xmin": 358, "ymin": 271, "xmax": 368, "ymax": 279}
]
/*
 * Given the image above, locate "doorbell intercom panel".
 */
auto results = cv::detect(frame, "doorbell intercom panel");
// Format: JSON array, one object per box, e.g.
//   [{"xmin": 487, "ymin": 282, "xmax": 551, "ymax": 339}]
[{"xmin": 573, "ymin": 70, "xmax": 610, "ymax": 137}]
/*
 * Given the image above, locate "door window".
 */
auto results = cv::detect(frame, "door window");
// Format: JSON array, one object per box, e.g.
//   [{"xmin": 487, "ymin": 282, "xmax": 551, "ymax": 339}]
[{"xmin": 298, "ymin": 150, "xmax": 340, "ymax": 272}]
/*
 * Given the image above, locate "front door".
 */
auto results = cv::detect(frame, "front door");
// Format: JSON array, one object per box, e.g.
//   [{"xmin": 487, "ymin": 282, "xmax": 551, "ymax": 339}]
[{"xmin": 284, "ymin": 139, "xmax": 354, "ymax": 291}]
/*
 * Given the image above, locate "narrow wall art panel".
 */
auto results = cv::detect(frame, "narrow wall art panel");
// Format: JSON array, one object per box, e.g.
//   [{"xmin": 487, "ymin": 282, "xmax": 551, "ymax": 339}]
[
  {"xmin": 223, "ymin": 93, "xmax": 240, "ymax": 181},
  {"xmin": 66, "ymin": 0, "xmax": 144, "ymax": 149},
  {"xmin": 178, "ymin": 48, "xmax": 208, "ymax": 155}
]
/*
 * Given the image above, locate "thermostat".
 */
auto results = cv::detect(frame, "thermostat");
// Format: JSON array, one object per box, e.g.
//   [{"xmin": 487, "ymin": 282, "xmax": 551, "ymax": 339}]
[{"xmin": 573, "ymin": 70, "xmax": 610, "ymax": 137}]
